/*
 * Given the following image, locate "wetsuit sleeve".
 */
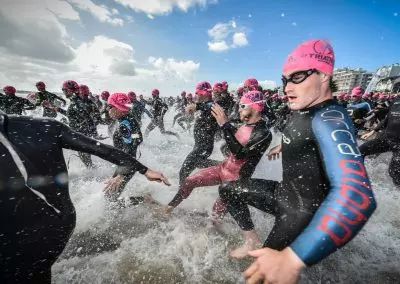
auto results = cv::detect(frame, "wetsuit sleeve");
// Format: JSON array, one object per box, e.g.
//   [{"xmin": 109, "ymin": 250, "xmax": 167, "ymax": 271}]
[
  {"xmin": 373, "ymin": 114, "xmax": 388, "ymax": 131},
  {"xmin": 57, "ymin": 121, "xmax": 148, "ymax": 175},
  {"xmin": 49, "ymin": 92, "xmax": 67, "ymax": 106},
  {"xmin": 143, "ymin": 105, "xmax": 153, "ymax": 118},
  {"xmin": 21, "ymin": 98, "xmax": 36, "ymax": 110},
  {"xmin": 290, "ymin": 106, "xmax": 377, "ymax": 266},
  {"xmin": 221, "ymin": 122, "xmax": 272, "ymax": 159}
]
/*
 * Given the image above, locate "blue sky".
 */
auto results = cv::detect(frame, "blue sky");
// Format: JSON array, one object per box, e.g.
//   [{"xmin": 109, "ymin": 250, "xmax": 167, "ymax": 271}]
[{"xmin": 1, "ymin": 0, "xmax": 399, "ymax": 94}]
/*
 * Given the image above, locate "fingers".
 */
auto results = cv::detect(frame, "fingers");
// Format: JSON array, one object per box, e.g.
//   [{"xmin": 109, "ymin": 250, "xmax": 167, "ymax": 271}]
[
  {"xmin": 246, "ymin": 271, "xmax": 263, "ymax": 284},
  {"xmin": 244, "ymin": 262, "xmax": 259, "ymax": 278},
  {"xmin": 248, "ymin": 248, "xmax": 269, "ymax": 257}
]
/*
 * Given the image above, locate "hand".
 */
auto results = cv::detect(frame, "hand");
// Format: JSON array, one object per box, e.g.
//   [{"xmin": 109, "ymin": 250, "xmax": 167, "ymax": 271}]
[
  {"xmin": 244, "ymin": 247, "xmax": 305, "ymax": 284},
  {"xmin": 103, "ymin": 175, "xmax": 124, "ymax": 195},
  {"xmin": 268, "ymin": 144, "xmax": 282, "ymax": 161},
  {"xmin": 144, "ymin": 169, "xmax": 171, "ymax": 186},
  {"xmin": 361, "ymin": 130, "xmax": 375, "ymax": 140},
  {"xmin": 354, "ymin": 119, "xmax": 363, "ymax": 124},
  {"xmin": 211, "ymin": 104, "xmax": 228, "ymax": 127},
  {"xmin": 185, "ymin": 104, "xmax": 196, "ymax": 114}
]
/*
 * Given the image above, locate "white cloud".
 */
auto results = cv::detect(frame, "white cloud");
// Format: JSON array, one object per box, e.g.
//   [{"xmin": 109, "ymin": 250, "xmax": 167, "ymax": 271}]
[
  {"xmin": 74, "ymin": 35, "xmax": 136, "ymax": 76},
  {"xmin": 0, "ymin": 0, "xmax": 76, "ymax": 63},
  {"xmin": 113, "ymin": 0, "xmax": 218, "ymax": 15},
  {"xmin": 207, "ymin": 41, "xmax": 230, "ymax": 52},
  {"xmin": 248, "ymin": 14, "xmax": 252, "ymax": 18},
  {"xmin": 67, "ymin": 0, "xmax": 124, "ymax": 26},
  {"xmin": 232, "ymin": 32, "xmax": 248, "ymax": 47},
  {"xmin": 281, "ymin": 13, "xmax": 285, "ymax": 17},
  {"xmin": 292, "ymin": 22, "xmax": 297, "ymax": 26},
  {"xmin": 394, "ymin": 12, "xmax": 398, "ymax": 17},
  {"xmin": 259, "ymin": 80, "xmax": 278, "ymax": 90},
  {"xmin": 125, "ymin": 15, "xmax": 134, "ymax": 23},
  {"xmin": 147, "ymin": 56, "xmax": 200, "ymax": 81},
  {"xmin": 207, "ymin": 20, "xmax": 249, "ymax": 52},
  {"xmin": 147, "ymin": 14, "xmax": 155, "ymax": 20}
]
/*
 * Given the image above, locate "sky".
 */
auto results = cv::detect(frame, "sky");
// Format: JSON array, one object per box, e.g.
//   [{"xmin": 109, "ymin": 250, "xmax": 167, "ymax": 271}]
[{"xmin": 0, "ymin": 0, "xmax": 399, "ymax": 95}]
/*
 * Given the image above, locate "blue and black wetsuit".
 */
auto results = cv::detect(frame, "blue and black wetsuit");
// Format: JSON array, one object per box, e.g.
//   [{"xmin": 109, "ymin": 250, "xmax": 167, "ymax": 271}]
[
  {"xmin": 360, "ymin": 98, "xmax": 400, "ymax": 186},
  {"xmin": 347, "ymin": 101, "xmax": 371, "ymax": 131},
  {"xmin": 107, "ymin": 115, "xmax": 144, "ymax": 201},
  {"xmin": 221, "ymin": 99, "xmax": 377, "ymax": 266}
]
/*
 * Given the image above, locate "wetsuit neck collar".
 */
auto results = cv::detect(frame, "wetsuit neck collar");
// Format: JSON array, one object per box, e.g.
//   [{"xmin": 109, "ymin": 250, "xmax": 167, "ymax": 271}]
[
  {"xmin": 245, "ymin": 118, "xmax": 262, "ymax": 126},
  {"xmin": 298, "ymin": 99, "xmax": 337, "ymax": 114}
]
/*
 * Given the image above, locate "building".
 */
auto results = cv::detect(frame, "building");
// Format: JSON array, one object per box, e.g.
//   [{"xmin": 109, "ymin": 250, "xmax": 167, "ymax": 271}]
[
  {"xmin": 367, "ymin": 63, "xmax": 400, "ymax": 94},
  {"xmin": 333, "ymin": 68, "xmax": 373, "ymax": 95}
]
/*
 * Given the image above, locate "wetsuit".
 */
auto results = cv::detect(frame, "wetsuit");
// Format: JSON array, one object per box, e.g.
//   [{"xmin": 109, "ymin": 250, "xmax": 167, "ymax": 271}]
[
  {"xmin": 170, "ymin": 120, "xmax": 272, "ymax": 209},
  {"xmin": 81, "ymin": 97, "xmax": 101, "ymax": 126},
  {"xmin": 347, "ymin": 101, "xmax": 371, "ymax": 131},
  {"xmin": 173, "ymin": 97, "xmax": 188, "ymax": 128},
  {"xmin": 66, "ymin": 95, "xmax": 98, "ymax": 167},
  {"xmin": 35, "ymin": 90, "xmax": 66, "ymax": 118},
  {"xmin": 145, "ymin": 97, "xmax": 179, "ymax": 138},
  {"xmin": 107, "ymin": 114, "xmax": 143, "ymax": 201},
  {"xmin": 178, "ymin": 101, "xmax": 221, "ymax": 184},
  {"xmin": 0, "ymin": 113, "xmax": 147, "ymax": 284},
  {"xmin": 221, "ymin": 99, "xmax": 377, "ymax": 266},
  {"xmin": 360, "ymin": 99, "xmax": 400, "ymax": 186},
  {"xmin": 130, "ymin": 101, "xmax": 152, "ymax": 127},
  {"xmin": 0, "ymin": 94, "xmax": 36, "ymax": 115}
]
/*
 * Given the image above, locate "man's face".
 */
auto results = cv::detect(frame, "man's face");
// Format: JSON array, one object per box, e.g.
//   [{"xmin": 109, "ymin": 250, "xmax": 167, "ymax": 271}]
[{"xmin": 283, "ymin": 70, "xmax": 322, "ymax": 110}]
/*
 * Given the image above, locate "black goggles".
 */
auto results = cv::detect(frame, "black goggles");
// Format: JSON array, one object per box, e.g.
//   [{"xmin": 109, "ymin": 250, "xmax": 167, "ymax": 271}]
[{"xmin": 281, "ymin": 69, "xmax": 319, "ymax": 88}]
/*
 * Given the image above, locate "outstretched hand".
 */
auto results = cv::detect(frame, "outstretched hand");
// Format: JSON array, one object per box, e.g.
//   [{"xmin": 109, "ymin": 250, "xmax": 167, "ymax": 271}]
[
  {"xmin": 103, "ymin": 175, "xmax": 124, "ymax": 195},
  {"xmin": 144, "ymin": 169, "xmax": 171, "ymax": 186}
]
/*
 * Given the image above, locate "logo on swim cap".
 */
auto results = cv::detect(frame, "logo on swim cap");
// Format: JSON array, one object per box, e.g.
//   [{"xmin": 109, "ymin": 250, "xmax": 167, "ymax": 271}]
[{"xmin": 310, "ymin": 40, "xmax": 334, "ymax": 66}]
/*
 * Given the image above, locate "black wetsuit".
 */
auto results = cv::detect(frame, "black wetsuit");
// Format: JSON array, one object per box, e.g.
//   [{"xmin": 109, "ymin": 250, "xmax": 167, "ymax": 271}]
[
  {"xmin": 107, "ymin": 115, "xmax": 143, "ymax": 201},
  {"xmin": 178, "ymin": 101, "xmax": 220, "ymax": 184},
  {"xmin": 145, "ymin": 97, "xmax": 179, "ymax": 138},
  {"xmin": 173, "ymin": 97, "xmax": 188, "ymax": 128},
  {"xmin": 221, "ymin": 100, "xmax": 376, "ymax": 266},
  {"xmin": 35, "ymin": 91, "xmax": 66, "ymax": 118},
  {"xmin": 360, "ymin": 99, "xmax": 400, "ymax": 186},
  {"xmin": 0, "ymin": 114, "xmax": 147, "ymax": 284},
  {"xmin": 0, "ymin": 94, "xmax": 36, "ymax": 115},
  {"xmin": 130, "ymin": 101, "xmax": 152, "ymax": 127},
  {"xmin": 81, "ymin": 97, "xmax": 101, "ymax": 126},
  {"xmin": 66, "ymin": 96, "xmax": 98, "ymax": 167}
]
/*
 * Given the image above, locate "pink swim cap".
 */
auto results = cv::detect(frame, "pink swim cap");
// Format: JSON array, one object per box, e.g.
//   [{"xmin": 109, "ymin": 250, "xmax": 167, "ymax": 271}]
[
  {"xmin": 196, "ymin": 81, "xmax": 212, "ymax": 96},
  {"xmin": 108, "ymin": 93, "xmax": 131, "ymax": 112},
  {"xmin": 240, "ymin": 90, "xmax": 265, "ymax": 112},
  {"xmin": 283, "ymin": 40, "xmax": 335, "ymax": 76},
  {"xmin": 244, "ymin": 78, "xmax": 259, "ymax": 90},
  {"xmin": 352, "ymin": 86, "xmax": 364, "ymax": 96}
]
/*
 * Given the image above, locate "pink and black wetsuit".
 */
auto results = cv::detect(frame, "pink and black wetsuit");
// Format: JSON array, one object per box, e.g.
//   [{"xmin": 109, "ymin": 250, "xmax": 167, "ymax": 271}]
[{"xmin": 168, "ymin": 120, "xmax": 272, "ymax": 208}]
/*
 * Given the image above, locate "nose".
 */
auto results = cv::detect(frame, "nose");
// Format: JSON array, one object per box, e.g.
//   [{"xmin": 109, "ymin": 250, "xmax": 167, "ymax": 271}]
[{"xmin": 284, "ymin": 81, "xmax": 295, "ymax": 94}]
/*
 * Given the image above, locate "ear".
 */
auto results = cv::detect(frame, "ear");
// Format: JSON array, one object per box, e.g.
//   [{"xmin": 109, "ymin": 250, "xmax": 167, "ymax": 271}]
[{"xmin": 319, "ymin": 73, "xmax": 330, "ymax": 84}]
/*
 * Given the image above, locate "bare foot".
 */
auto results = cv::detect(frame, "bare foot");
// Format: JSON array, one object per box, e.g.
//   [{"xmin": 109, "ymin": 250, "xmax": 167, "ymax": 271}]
[{"xmin": 230, "ymin": 241, "xmax": 262, "ymax": 259}]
